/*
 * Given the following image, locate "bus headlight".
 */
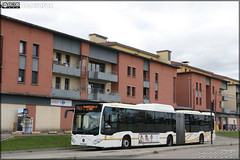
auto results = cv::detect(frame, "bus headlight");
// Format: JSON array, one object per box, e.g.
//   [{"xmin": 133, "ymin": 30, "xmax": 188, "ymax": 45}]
[
  {"xmin": 71, "ymin": 137, "xmax": 76, "ymax": 144},
  {"xmin": 93, "ymin": 138, "xmax": 102, "ymax": 145}
]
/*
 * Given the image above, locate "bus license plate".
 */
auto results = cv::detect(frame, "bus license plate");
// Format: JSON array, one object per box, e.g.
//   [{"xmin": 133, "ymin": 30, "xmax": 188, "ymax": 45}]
[{"xmin": 80, "ymin": 143, "xmax": 87, "ymax": 146}]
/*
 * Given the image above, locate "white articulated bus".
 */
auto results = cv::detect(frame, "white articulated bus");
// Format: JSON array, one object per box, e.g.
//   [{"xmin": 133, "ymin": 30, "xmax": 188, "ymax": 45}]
[{"xmin": 65, "ymin": 103, "xmax": 215, "ymax": 149}]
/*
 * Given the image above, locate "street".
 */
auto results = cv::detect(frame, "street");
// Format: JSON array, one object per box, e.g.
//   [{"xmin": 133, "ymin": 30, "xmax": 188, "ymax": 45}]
[
  {"xmin": 1, "ymin": 136, "xmax": 239, "ymax": 159},
  {"xmin": 134, "ymin": 144, "xmax": 239, "ymax": 159}
]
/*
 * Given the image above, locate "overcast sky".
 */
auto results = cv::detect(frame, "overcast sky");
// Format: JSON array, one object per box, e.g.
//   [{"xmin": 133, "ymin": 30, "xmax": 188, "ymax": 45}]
[{"xmin": 2, "ymin": 1, "xmax": 239, "ymax": 80}]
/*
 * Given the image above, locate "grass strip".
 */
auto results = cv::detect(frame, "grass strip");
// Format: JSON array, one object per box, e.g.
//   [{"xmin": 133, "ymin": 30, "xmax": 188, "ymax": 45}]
[
  {"xmin": 216, "ymin": 131, "xmax": 239, "ymax": 138},
  {"xmin": 1, "ymin": 135, "xmax": 81, "ymax": 151}
]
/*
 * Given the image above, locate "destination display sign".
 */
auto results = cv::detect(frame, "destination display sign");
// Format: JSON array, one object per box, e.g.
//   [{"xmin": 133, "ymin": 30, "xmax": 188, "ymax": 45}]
[{"xmin": 76, "ymin": 105, "xmax": 102, "ymax": 112}]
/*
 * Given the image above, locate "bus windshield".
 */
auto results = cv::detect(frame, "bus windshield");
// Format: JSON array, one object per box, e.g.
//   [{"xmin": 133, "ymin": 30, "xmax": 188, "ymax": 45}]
[{"xmin": 72, "ymin": 105, "xmax": 102, "ymax": 135}]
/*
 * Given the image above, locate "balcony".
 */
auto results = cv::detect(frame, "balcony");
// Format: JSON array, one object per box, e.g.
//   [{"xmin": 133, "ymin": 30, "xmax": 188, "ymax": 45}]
[
  {"xmin": 52, "ymin": 63, "xmax": 81, "ymax": 77},
  {"xmin": 51, "ymin": 85, "xmax": 81, "ymax": 99},
  {"xmin": 143, "ymin": 95, "xmax": 149, "ymax": 104},
  {"xmin": 237, "ymin": 98, "xmax": 240, "ymax": 104},
  {"xmin": 222, "ymin": 108, "xmax": 230, "ymax": 113},
  {"xmin": 143, "ymin": 78, "xmax": 149, "ymax": 88},
  {"xmin": 222, "ymin": 94, "xmax": 229, "ymax": 101},
  {"xmin": 88, "ymin": 70, "xmax": 118, "ymax": 82},
  {"xmin": 88, "ymin": 88, "xmax": 120, "ymax": 102}
]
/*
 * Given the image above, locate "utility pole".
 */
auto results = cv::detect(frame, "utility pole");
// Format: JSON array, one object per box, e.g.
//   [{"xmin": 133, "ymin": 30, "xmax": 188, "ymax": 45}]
[{"xmin": 210, "ymin": 101, "xmax": 214, "ymax": 144}]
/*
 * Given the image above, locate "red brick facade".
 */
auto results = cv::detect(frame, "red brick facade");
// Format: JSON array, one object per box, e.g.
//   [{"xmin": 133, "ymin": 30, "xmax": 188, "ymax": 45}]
[
  {"xmin": 117, "ymin": 53, "xmax": 144, "ymax": 104},
  {"xmin": 1, "ymin": 18, "xmax": 53, "ymax": 96},
  {"xmin": 176, "ymin": 72, "xmax": 223, "ymax": 112},
  {"xmin": 60, "ymin": 107, "xmax": 74, "ymax": 131},
  {"xmin": 149, "ymin": 61, "xmax": 177, "ymax": 107}
]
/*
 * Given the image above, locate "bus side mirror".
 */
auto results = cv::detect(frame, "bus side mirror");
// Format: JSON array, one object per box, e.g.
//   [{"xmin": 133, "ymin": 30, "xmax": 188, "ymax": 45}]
[{"xmin": 64, "ymin": 109, "xmax": 74, "ymax": 118}]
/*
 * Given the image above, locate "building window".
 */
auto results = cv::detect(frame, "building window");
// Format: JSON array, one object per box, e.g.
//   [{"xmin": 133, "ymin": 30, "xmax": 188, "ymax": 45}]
[
  {"xmin": 32, "ymin": 71, "xmax": 38, "ymax": 84},
  {"xmin": 173, "ymin": 77, "xmax": 176, "ymax": 103},
  {"xmin": 196, "ymin": 82, "xmax": 198, "ymax": 105},
  {"xmin": 33, "ymin": 44, "xmax": 39, "ymax": 57},
  {"xmin": 132, "ymin": 67, "xmax": 136, "ymax": 77},
  {"xmin": 20, "ymin": 41, "xmax": 26, "ymax": 54},
  {"xmin": 127, "ymin": 86, "xmax": 131, "ymax": 96},
  {"xmin": 132, "ymin": 87, "xmax": 135, "ymax": 97},
  {"xmin": 56, "ymin": 53, "xmax": 61, "ymax": 64},
  {"xmin": 200, "ymin": 83, "xmax": 202, "ymax": 105},
  {"xmin": 155, "ymin": 73, "xmax": 158, "ymax": 83},
  {"xmin": 127, "ymin": 66, "xmax": 131, "ymax": 76},
  {"xmin": 143, "ymin": 88, "xmax": 149, "ymax": 99},
  {"xmin": 143, "ymin": 71, "xmax": 149, "ymax": 81},
  {"xmin": 55, "ymin": 77, "xmax": 61, "ymax": 89},
  {"xmin": 66, "ymin": 55, "xmax": 70, "ymax": 66},
  {"xmin": 212, "ymin": 86, "xmax": 215, "ymax": 100},
  {"xmin": 89, "ymin": 82, "xmax": 105, "ymax": 94},
  {"xmin": 65, "ymin": 78, "xmax": 69, "ymax": 90},
  {"xmin": 155, "ymin": 91, "xmax": 158, "ymax": 100},
  {"xmin": 89, "ymin": 61, "xmax": 105, "ymax": 72},
  {"xmin": 18, "ymin": 69, "xmax": 25, "ymax": 82}
]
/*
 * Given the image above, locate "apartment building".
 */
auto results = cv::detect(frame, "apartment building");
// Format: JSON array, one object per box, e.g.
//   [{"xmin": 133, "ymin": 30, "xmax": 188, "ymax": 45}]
[
  {"xmin": 213, "ymin": 74, "xmax": 240, "ymax": 130},
  {"xmin": 90, "ymin": 34, "xmax": 176, "ymax": 106},
  {"xmin": 90, "ymin": 34, "xmax": 239, "ymax": 131},
  {"xmin": 172, "ymin": 61, "xmax": 239, "ymax": 131},
  {"xmin": 0, "ymin": 15, "xmax": 178, "ymax": 132}
]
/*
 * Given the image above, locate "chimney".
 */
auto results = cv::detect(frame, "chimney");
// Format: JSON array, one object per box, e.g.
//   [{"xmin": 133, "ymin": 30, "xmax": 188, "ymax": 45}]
[
  {"xmin": 156, "ymin": 50, "xmax": 171, "ymax": 64},
  {"xmin": 89, "ymin": 33, "xmax": 107, "ymax": 43}
]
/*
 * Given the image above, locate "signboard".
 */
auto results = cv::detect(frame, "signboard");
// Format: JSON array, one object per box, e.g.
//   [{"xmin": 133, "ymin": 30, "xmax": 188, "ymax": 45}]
[
  {"xmin": 139, "ymin": 133, "xmax": 159, "ymax": 144},
  {"xmin": 51, "ymin": 99, "xmax": 72, "ymax": 107}
]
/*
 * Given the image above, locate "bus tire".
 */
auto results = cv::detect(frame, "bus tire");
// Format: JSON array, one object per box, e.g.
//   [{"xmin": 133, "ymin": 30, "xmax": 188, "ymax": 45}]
[
  {"xmin": 199, "ymin": 134, "xmax": 204, "ymax": 144},
  {"xmin": 166, "ymin": 135, "xmax": 173, "ymax": 146},
  {"xmin": 122, "ymin": 135, "xmax": 131, "ymax": 149}
]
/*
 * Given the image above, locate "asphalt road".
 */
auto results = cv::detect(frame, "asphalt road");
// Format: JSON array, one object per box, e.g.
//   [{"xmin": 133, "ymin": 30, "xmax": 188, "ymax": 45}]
[
  {"xmin": 134, "ymin": 144, "xmax": 239, "ymax": 159},
  {"xmin": 1, "ymin": 135, "xmax": 239, "ymax": 159}
]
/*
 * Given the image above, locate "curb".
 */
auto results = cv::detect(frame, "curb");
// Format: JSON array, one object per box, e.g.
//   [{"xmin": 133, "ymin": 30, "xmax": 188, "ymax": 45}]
[
  {"xmin": 1, "ymin": 136, "xmax": 15, "ymax": 142},
  {"xmin": 2, "ymin": 142, "xmax": 238, "ymax": 155},
  {"xmin": 1, "ymin": 146, "xmax": 86, "ymax": 154}
]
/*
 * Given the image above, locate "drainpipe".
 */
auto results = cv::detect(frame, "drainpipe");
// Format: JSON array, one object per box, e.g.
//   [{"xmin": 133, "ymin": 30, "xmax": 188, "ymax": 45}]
[
  {"xmin": 0, "ymin": 35, "xmax": 4, "ymax": 87},
  {"xmin": 188, "ymin": 77, "xmax": 190, "ymax": 107}
]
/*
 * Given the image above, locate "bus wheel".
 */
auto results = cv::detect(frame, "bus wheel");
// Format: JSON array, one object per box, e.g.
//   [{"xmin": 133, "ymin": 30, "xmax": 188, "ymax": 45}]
[
  {"xmin": 166, "ymin": 135, "xmax": 173, "ymax": 146},
  {"xmin": 199, "ymin": 134, "xmax": 204, "ymax": 144},
  {"xmin": 122, "ymin": 136, "xmax": 131, "ymax": 149}
]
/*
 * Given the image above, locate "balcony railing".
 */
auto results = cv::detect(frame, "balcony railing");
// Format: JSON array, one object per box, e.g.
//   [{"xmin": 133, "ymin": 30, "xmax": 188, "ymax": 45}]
[
  {"xmin": 88, "ymin": 88, "xmax": 120, "ymax": 102},
  {"xmin": 143, "ymin": 78, "xmax": 149, "ymax": 88},
  {"xmin": 51, "ymin": 84, "xmax": 81, "ymax": 99},
  {"xmin": 52, "ymin": 62, "xmax": 81, "ymax": 77},
  {"xmin": 222, "ymin": 94, "xmax": 229, "ymax": 101},
  {"xmin": 237, "ymin": 98, "xmax": 240, "ymax": 104},
  {"xmin": 143, "ymin": 95, "xmax": 149, "ymax": 104},
  {"xmin": 88, "ymin": 70, "xmax": 118, "ymax": 82}
]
